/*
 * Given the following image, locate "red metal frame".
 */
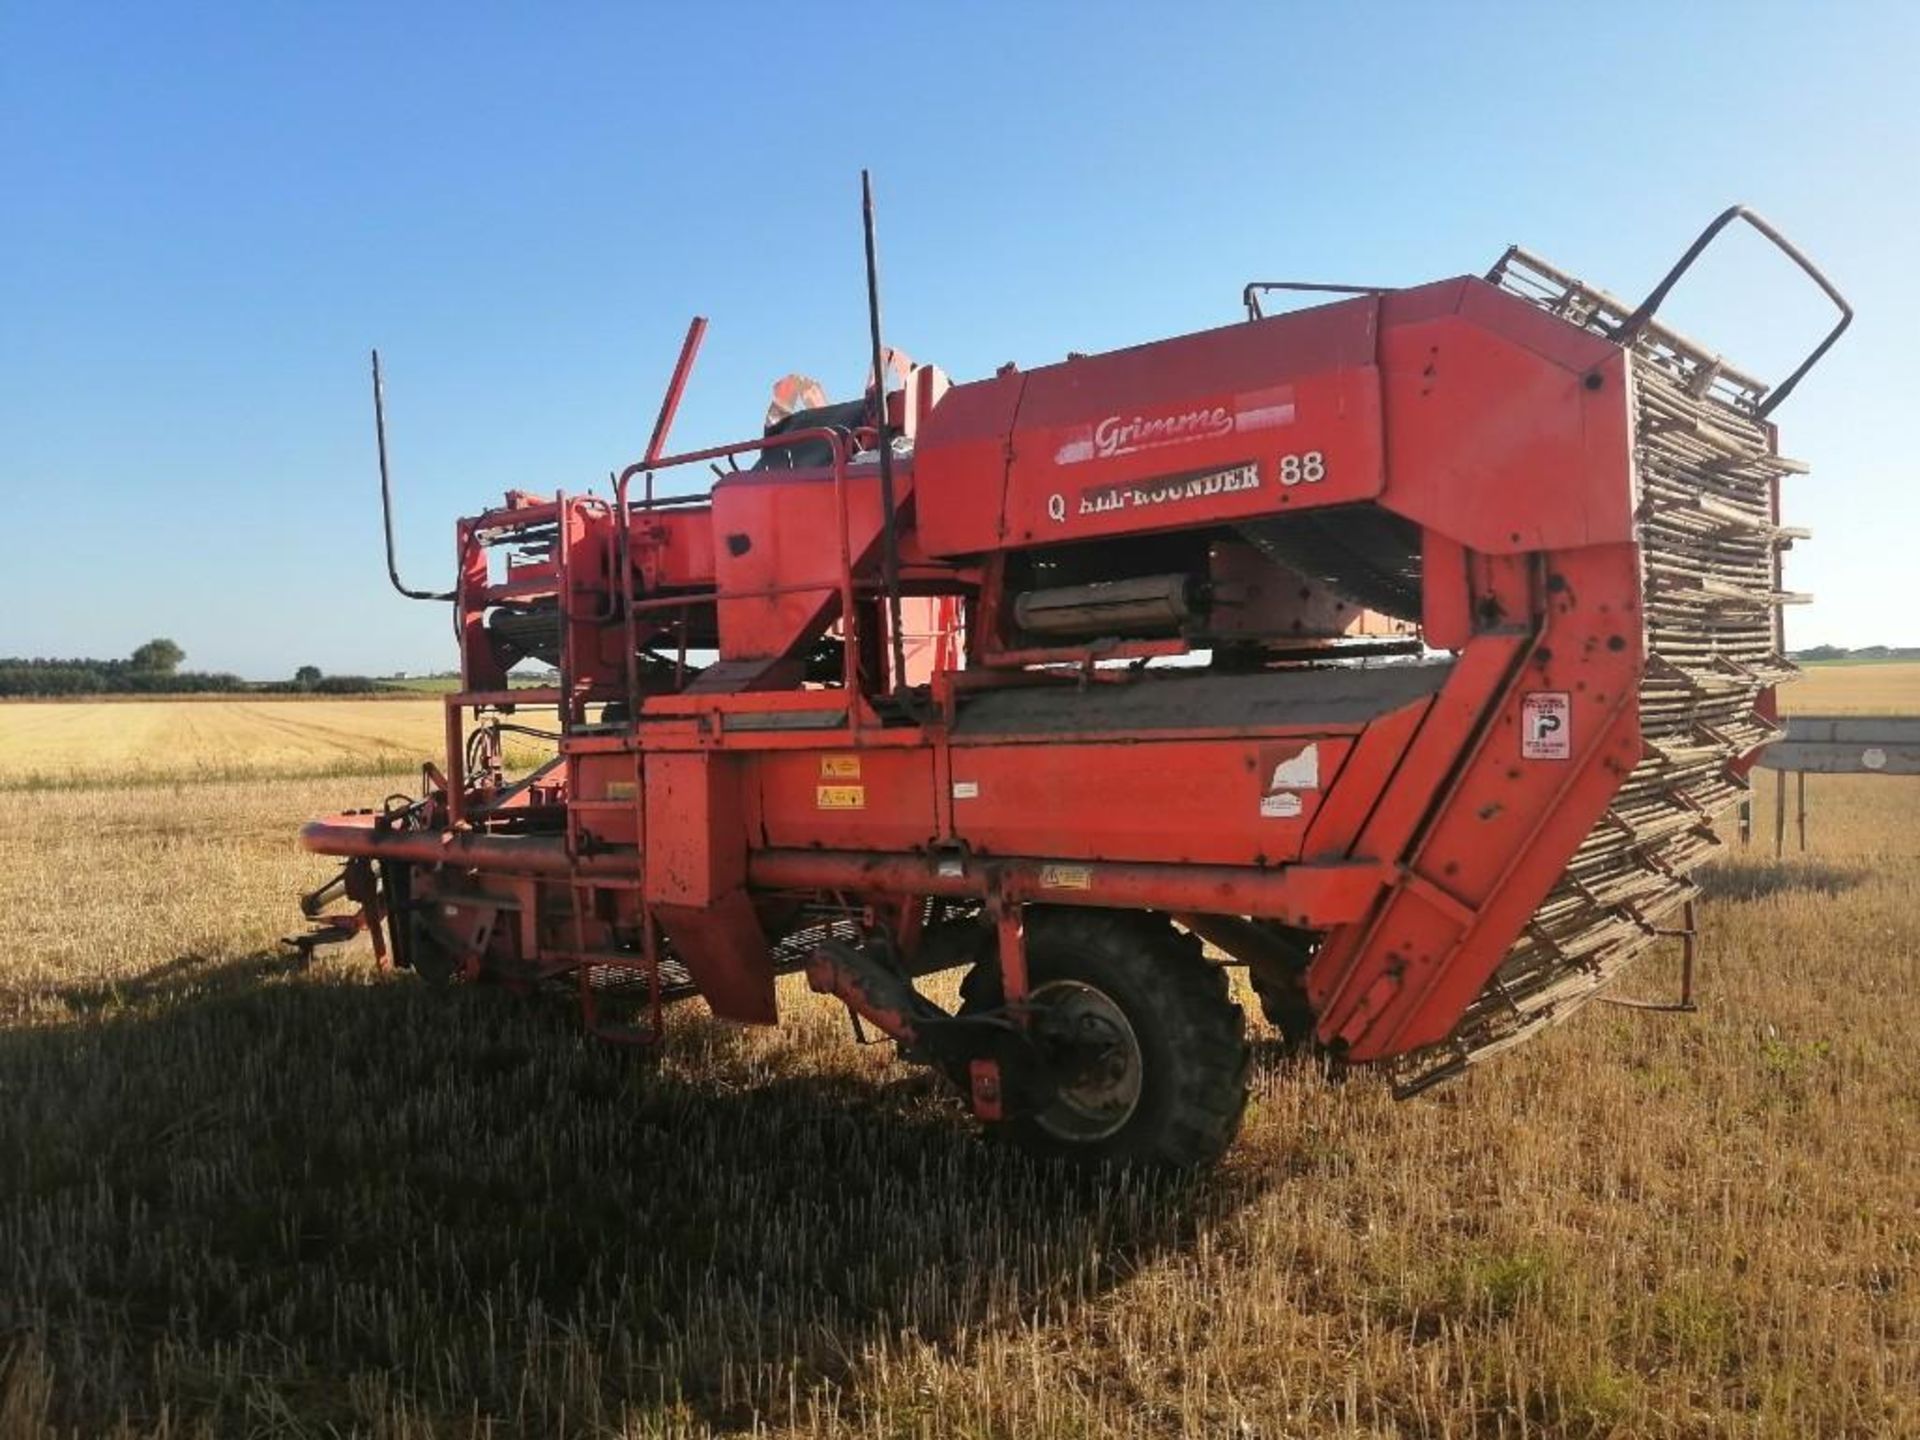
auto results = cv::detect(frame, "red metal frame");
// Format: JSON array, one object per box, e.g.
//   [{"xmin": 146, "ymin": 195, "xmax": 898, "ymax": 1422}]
[{"xmin": 298, "ymin": 248, "xmax": 1811, "ymax": 1107}]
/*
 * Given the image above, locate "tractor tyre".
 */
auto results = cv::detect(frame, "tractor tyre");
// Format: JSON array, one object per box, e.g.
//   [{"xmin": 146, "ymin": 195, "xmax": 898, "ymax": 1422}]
[
  {"xmin": 958, "ymin": 909, "xmax": 1249, "ymax": 1169},
  {"xmin": 405, "ymin": 907, "xmax": 462, "ymax": 987}
]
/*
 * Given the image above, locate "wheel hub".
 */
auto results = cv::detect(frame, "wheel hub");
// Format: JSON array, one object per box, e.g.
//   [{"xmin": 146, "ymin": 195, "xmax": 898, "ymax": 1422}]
[{"xmin": 1028, "ymin": 978, "xmax": 1143, "ymax": 1141}]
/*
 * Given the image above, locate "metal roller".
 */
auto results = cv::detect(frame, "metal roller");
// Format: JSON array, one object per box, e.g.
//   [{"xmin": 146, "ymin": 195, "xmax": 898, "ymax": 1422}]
[{"xmin": 1013, "ymin": 574, "xmax": 1194, "ymax": 639}]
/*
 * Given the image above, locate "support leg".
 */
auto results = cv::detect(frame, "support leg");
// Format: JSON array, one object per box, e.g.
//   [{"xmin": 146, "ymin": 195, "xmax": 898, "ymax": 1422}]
[
  {"xmin": 1774, "ymin": 769, "xmax": 1787, "ymax": 859},
  {"xmin": 993, "ymin": 898, "xmax": 1029, "ymax": 1006},
  {"xmin": 1679, "ymin": 897, "xmax": 1697, "ymax": 1009}
]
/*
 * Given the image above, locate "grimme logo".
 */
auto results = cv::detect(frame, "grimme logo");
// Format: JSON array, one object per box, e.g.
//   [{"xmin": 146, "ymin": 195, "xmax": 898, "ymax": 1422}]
[
  {"xmin": 1052, "ymin": 387, "xmax": 1295, "ymax": 466},
  {"xmin": 1091, "ymin": 405, "xmax": 1234, "ymax": 458}
]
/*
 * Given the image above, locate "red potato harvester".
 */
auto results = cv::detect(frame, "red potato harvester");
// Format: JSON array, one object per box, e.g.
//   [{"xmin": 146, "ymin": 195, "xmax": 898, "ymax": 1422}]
[{"xmin": 297, "ymin": 193, "xmax": 1848, "ymax": 1167}]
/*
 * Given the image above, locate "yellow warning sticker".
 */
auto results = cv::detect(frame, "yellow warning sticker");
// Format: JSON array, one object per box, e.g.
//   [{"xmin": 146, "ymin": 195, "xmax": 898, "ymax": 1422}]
[
  {"xmin": 819, "ymin": 754, "xmax": 861, "ymax": 780},
  {"xmin": 1038, "ymin": 863, "xmax": 1094, "ymax": 891},
  {"xmin": 605, "ymin": 780, "xmax": 637, "ymax": 801},
  {"xmin": 816, "ymin": 784, "xmax": 866, "ymax": 810}
]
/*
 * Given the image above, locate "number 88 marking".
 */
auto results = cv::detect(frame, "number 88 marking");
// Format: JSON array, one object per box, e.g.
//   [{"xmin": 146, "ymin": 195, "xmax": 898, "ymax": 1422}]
[{"xmin": 1279, "ymin": 451, "xmax": 1326, "ymax": 486}]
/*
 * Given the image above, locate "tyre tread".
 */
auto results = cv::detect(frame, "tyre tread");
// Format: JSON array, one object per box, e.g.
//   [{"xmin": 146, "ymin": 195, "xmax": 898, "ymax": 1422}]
[{"xmin": 964, "ymin": 908, "xmax": 1249, "ymax": 1168}]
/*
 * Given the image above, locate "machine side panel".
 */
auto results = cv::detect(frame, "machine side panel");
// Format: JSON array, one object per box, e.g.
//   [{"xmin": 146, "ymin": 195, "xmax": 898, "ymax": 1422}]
[
  {"xmin": 950, "ymin": 663, "xmax": 1452, "ymax": 737},
  {"xmin": 752, "ymin": 746, "xmax": 940, "ymax": 852},
  {"xmin": 1307, "ymin": 544, "xmax": 1645, "ymax": 1060},
  {"xmin": 643, "ymin": 750, "xmax": 747, "ymax": 906},
  {"xmin": 630, "ymin": 504, "xmax": 717, "ymax": 589},
  {"xmin": 644, "ymin": 749, "xmax": 777, "ymax": 1024},
  {"xmin": 944, "ymin": 735, "xmax": 1358, "ymax": 867},
  {"xmin": 1378, "ymin": 283, "xmax": 1635, "ymax": 555},
  {"xmin": 1000, "ymin": 303, "xmax": 1384, "ymax": 546},
  {"xmin": 709, "ymin": 468, "xmax": 898, "ymax": 662},
  {"xmin": 938, "ymin": 668, "xmax": 1449, "ymax": 866},
  {"xmin": 914, "ymin": 369, "xmax": 1026, "ymax": 556},
  {"xmin": 1300, "ymin": 699, "xmax": 1433, "ymax": 861},
  {"xmin": 571, "ymin": 752, "xmax": 641, "ymax": 847},
  {"xmin": 652, "ymin": 892, "xmax": 778, "ymax": 1025}
]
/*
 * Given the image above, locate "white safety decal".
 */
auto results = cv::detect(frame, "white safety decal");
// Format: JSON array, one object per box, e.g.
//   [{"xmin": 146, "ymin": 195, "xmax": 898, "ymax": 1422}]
[
  {"xmin": 1257, "ymin": 741, "xmax": 1321, "ymax": 821},
  {"xmin": 1522, "ymin": 692, "xmax": 1572, "ymax": 760},
  {"xmin": 1268, "ymin": 743, "xmax": 1320, "ymax": 791}
]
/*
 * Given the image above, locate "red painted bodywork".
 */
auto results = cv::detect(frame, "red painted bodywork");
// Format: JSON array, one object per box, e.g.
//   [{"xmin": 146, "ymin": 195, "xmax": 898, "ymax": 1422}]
[{"xmin": 303, "ymin": 273, "xmax": 1706, "ymax": 1068}]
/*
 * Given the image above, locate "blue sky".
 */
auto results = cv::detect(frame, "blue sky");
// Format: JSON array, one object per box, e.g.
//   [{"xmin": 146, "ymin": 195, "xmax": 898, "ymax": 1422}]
[{"xmin": 3, "ymin": 2, "xmax": 1915, "ymax": 677}]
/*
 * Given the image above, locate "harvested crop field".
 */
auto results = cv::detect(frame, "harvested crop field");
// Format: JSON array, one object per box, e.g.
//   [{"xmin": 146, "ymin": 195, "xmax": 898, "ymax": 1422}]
[
  {"xmin": 0, "ymin": 698, "xmax": 549, "ymax": 790},
  {"xmin": 0, "ymin": 667, "xmax": 1915, "ymax": 1437},
  {"xmin": 0, "ymin": 698, "xmax": 446, "ymax": 789},
  {"xmin": 1782, "ymin": 660, "xmax": 1920, "ymax": 715}
]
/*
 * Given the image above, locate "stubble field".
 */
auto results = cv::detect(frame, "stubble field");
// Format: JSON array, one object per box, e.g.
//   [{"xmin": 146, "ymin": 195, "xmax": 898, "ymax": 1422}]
[
  {"xmin": 0, "ymin": 699, "xmax": 448, "ymax": 790},
  {"xmin": 0, "ymin": 665, "xmax": 1915, "ymax": 1437}
]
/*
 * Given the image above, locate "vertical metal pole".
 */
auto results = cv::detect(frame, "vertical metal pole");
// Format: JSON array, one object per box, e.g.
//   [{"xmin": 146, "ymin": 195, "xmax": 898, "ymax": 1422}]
[
  {"xmin": 1796, "ymin": 770, "xmax": 1807, "ymax": 853},
  {"xmin": 1679, "ymin": 898, "xmax": 1697, "ymax": 1008},
  {"xmin": 618, "ymin": 486, "xmax": 639, "ymax": 716},
  {"xmin": 861, "ymin": 170, "xmax": 910, "ymax": 699},
  {"xmin": 443, "ymin": 695, "xmax": 465, "ymax": 828},
  {"xmin": 1738, "ymin": 796, "xmax": 1751, "ymax": 848},
  {"xmin": 573, "ymin": 880, "xmax": 603, "ymax": 1038},
  {"xmin": 371, "ymin": 351, "xmax": 455, "ymax": 602},
  {"xmin": 644, "ymin": 318, "xmax": 709, "ymax": 469},
  {"xmin": 618, "ymin": 318, "xmax": 708, "ymax": 716},
  {"xmin": 643, "ymin": 910, "xmax": 663, "ymax": 1045},
  {"xmin": 555, "ymin": 491, "xmax": 573, "ymax": 735},
  {"xmin": 830, "ymin": 440, "xmax": 861, "ymax": 738},
  {"xmin": 1774, "ymin": 769, "xmax": 1787, "ymax": 859}
]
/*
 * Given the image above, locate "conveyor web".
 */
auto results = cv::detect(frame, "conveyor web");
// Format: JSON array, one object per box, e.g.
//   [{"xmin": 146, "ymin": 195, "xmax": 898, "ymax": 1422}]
[{"xmin": 1393, "ymin": 249, "xmax": 1804, "ymax": 1090}]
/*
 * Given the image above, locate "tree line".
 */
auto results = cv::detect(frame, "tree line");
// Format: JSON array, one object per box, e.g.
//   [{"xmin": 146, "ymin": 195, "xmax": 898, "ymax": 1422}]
[
  {"xmin": 0, "ymin": 640, "xmax": 385, "ymax": 696},
  {"xmin": 1791, "ymin": 644, "xmax": 1920, "ymax": 663}
]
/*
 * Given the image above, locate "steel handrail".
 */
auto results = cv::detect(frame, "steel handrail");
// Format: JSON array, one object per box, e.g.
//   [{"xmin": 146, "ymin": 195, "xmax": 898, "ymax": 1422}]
[
  {"xmin": 1616, "ymin": 205, "xmax": 1852, "ymax": 419},
  {"xmin": 613, "ymin": 426, "xmax": 861, "ymax": 729},
  {"xmin": 1242, "ymin": 281, "xmax": 1388, "ymax": 321}
]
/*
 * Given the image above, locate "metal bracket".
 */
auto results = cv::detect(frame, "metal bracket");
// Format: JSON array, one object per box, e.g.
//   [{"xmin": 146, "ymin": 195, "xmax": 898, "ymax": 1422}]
[{"xmin": 1599, "ymin": 900, "xmax": 1699, "ymax": 1013}]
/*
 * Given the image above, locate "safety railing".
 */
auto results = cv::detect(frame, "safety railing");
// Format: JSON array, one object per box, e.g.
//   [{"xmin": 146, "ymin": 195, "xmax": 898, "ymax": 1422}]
[{"xmin": 613, "ymin": 425, "xmax": 865, "ymax": 730}]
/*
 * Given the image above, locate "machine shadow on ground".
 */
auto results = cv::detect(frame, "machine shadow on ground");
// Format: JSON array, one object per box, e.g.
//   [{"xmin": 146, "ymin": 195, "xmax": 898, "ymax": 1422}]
[
  {"xmin": 1696, "ymin": 857, "xmax": 1866, "ymax": 903},
  {"xmin": 1, "ymin": 950, "xmax": 1277, "ymax": 1433}
]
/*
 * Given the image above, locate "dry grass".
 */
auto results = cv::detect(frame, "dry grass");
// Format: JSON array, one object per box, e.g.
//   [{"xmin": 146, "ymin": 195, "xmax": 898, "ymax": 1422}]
[
  {"xmin": 1, "ymin": 672, "xmax": 1916, "ymax": 1437},
  {"xmin": 1783, "ymin": 661, "xmax": 1920, "ymax": 715},
  {"xmin": 0, "ymin": 700, "xmax": 538, "ymax": 790}
]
